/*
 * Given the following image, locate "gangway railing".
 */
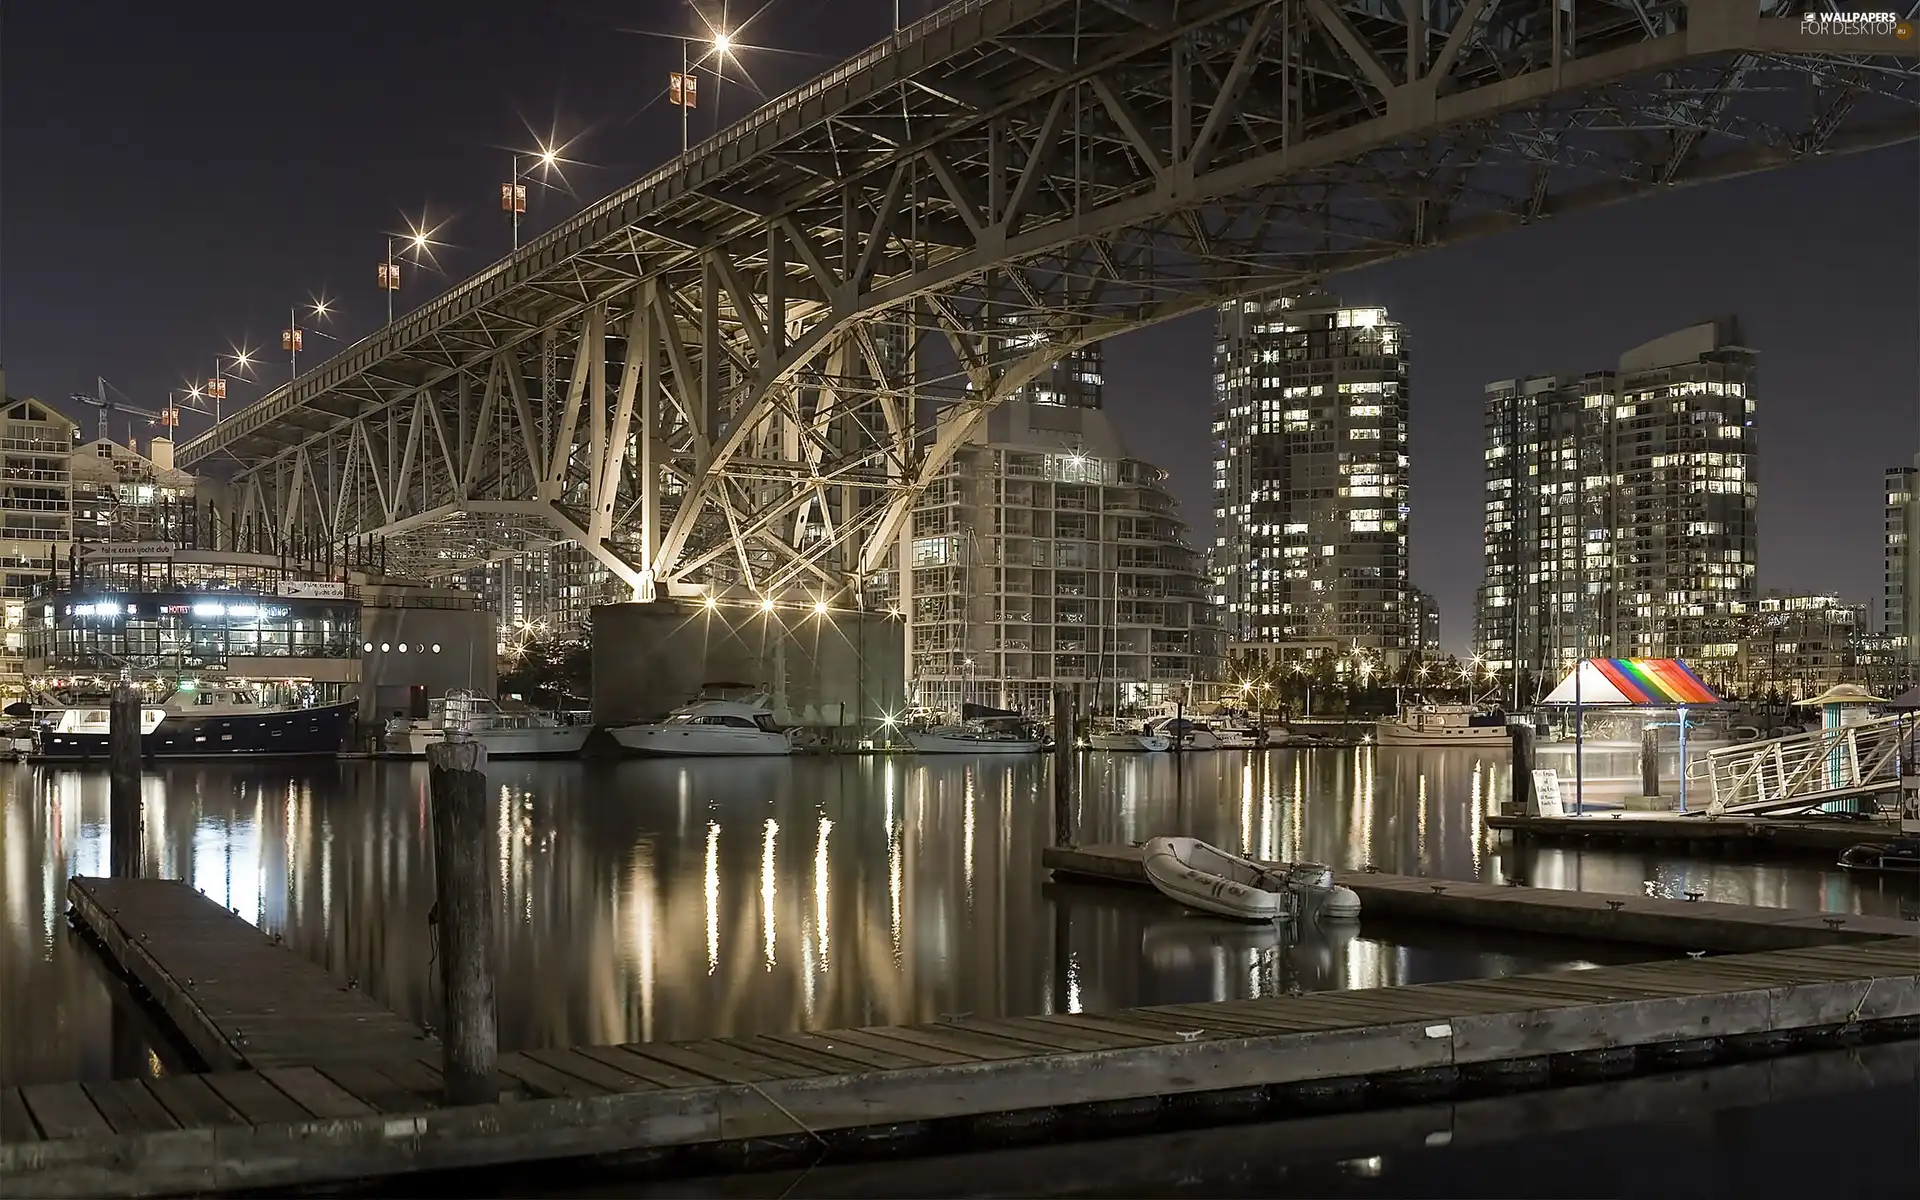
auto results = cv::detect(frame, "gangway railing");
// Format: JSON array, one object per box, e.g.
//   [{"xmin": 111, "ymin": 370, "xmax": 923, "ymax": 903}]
[{"xmin": 1692, "ymin": 716, "xmax": 1914, "ymax": 817}]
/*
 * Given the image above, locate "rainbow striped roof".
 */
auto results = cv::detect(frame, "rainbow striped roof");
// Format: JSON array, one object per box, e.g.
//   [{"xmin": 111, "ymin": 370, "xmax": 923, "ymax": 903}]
[{"xmin": 1541, "ymin": 659, "xmax": 1719, "ymax": 706}]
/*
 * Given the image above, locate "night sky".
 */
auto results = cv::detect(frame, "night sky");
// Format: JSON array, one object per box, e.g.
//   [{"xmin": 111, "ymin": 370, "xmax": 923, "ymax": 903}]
[{"xmin": 5, "ymin": 1, "xmax": 1915, "ymax": 653}]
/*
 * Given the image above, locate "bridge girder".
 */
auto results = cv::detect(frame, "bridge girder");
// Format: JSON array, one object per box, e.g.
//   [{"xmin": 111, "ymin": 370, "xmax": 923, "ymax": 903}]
[{"xmin": 185, "ymin": 0, "xmax": 1920, "ymax": 597}]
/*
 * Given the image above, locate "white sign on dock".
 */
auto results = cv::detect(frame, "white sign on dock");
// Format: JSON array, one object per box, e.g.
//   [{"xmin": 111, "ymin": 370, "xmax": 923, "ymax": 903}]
[{"xmin": 1531, "ymin": 769, "xmax": 1565, "ymax": 818}]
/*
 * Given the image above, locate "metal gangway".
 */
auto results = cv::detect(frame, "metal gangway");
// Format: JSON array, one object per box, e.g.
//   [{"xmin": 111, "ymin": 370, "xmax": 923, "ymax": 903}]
[{"xmin": 1692, "ymin": 716, "xmax": 1915, "ymax": 817}]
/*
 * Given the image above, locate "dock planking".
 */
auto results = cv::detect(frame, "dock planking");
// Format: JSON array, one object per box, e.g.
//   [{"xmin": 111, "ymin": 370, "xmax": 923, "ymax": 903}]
[
  {"xmin": 1487, "ymin": 812, "xmax": 1896, "ymax": 857},
  {"xmin": 3, "ymin": 938, "xmax": 1915, "ymax": 1198},
  {"xmin": 65, "ymin": 876, "xmax": 438, "ymax": 1073},
  {"xmin": 1042, "ymin": 844, "xmax": 1920, "ymax": 952}
]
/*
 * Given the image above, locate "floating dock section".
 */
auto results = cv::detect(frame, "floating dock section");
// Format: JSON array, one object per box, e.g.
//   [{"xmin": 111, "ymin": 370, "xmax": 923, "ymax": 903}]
[{"xmin": 3, "ymin": 874, "xmax": 1914, "ymax": 1197}]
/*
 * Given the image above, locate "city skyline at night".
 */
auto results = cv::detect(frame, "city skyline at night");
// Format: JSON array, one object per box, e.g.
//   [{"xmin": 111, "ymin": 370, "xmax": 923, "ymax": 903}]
[{"xmin": 4, "ymin": 0, "xmax": 1914, "ymax": 654}]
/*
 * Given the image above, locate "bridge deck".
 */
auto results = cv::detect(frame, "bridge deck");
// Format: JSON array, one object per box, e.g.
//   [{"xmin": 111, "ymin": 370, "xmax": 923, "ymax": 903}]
[
  {"xmin": 66, "ymin": 877, "xmax": 439, "ymax": 1072},
  {"xmin": 6, "ymin": 935, "xmax": 1917, "ymax": 1197}
]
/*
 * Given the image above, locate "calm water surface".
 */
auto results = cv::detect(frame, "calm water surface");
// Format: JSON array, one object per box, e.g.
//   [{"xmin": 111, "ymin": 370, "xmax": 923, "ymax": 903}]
[{"xmin": 4, "ymin": 748, "xmax": 1911, "ymax": 1087}]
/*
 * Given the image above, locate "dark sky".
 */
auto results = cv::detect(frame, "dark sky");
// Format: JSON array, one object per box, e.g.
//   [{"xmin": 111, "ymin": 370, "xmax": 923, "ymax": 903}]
[{"xmin": 5, "ymin": 0, "xmax": 1915, "ymax": 654}]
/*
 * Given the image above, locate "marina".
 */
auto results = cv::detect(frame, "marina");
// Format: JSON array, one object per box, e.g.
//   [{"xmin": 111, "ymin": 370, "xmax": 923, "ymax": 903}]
[{"xmin": 6, "ymin": 865, "xmax": 1916, "ymax": 1196}]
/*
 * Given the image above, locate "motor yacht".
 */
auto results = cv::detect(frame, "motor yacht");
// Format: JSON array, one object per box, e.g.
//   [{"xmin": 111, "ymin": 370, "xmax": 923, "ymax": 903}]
[
  {"xmin": 384, "ymin": 691, "xmax": 590, "ymax": 759},
  {"xmin": 34, "ymin": 685, "xmax": 356, "ymax": 760},
  {"xmin": 609, "ymin": 694, "xmax": 795, "ymax": 757}
]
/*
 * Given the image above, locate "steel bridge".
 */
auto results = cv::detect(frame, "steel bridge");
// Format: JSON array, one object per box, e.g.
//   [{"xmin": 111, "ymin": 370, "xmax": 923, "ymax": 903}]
[{"xmin": 178, "ymin": 0, "xmax": 1919, "ymax": 603}]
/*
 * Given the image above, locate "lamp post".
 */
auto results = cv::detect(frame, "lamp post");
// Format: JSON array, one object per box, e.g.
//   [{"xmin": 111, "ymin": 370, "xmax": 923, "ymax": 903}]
[
  {"xmin": 283, "ymin": 298, "xmax": 334, "ymax": 380},
  {"xmin": 379, "ymin": 231, "xmax": 432, "ymax": 326},
  {"xmin": 503, "ymin": 146, "xmax": 560, "ymax": 251},
  {"xmin": 205, "ymin": 350, "xmax": 255, "ymax": 424}
]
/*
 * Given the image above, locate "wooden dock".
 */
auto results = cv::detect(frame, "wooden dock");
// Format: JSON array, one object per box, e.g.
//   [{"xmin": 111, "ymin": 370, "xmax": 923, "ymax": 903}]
[
  {"xmin": 65, "ymin": 877, "xmax": 438, "ymax": 1072},
  {"xmin": 2, "ymin": 875, "xmax": 1916, "ymax": 1197},
  {"xmin": 1487, "ymin": 812, "xmax": 1896, "ymax": 857},
  {"xmin": 1045, "ymin": 844, "xmax": 1920, "ymax": 953}
]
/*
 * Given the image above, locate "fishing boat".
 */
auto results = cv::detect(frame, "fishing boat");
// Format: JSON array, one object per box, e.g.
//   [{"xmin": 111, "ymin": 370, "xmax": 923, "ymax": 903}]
[
  {"xmin": 608, "ymin": 692, "xmax": 795, "ymax": 757},
  {"xmin": 904, "ymin": 704, "xmax": 1044, "ymax": 754},
  {"xmin": 1086, "ymin": 725, "xmax": 1171, "ymax": 752},
  {"xmin": 1142, "ymin": 837, "xmax": 1360, "ymax": 922},
  {"xmin": 383, "ymin": 691, "xmax": 590, "ymax": 759},
  {"xmin": 1837, "ymin": 839, "xmax": 1920, "ymax": 874},
  {"xmin": 1376, "ymin": 703, "xmax": 1511, "ymax": 746},
  {"xmin": 33, "ymin": 686, "xmax": 357, "ymax": 760}
]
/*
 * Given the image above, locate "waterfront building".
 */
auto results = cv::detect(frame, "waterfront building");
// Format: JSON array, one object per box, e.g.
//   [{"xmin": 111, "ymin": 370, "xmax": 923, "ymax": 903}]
[
  {"xmin": 25, "ymin": 544, "xmax": 495, "ymax": 727},
  {"xmin": 2, "ymin": 374, "xmax": 77, "ymax": 701},
  {"xmin": 69, "ymin": 435, "xmax": 197, "ymax": 546},
  {"xmin": 1731, "ymin": 592, "xmax": 1865, "ymax": 698},
  {"xmin": 899, "ymin": 344, "xmax": 1216, "ymax": 717},
  {"xmin": 1887, "ymin": 455, "xmax": 1918, "ymax": 661},
  {"xmin": 1475, "ymin": 319, "xmax": 1758, "ymax": 686},
  {"xmin": 1211, "ymin": 290, "xmax": 1411, "ymax": 666}
]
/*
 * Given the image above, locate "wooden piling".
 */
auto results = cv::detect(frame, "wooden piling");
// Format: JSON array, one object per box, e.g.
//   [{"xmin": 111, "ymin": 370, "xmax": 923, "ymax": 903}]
[
  {"xmin": 1052, "ymin": 686, "xmax": 1075, "ymax": 848},
  {"xmin": 1640, "ymin": 725, "xmax": 1662, "ymax": 798},
  {"xmin": 1510, "ymin": 722, "xmax": 1535, "ymax": 813},
  {"xmin": 426, "ymin": 736, "xmax": 498, "ymax": 1106},
  {"xmin": 108, "ymin": 683, "xmax": 142, "ymax": 878}
]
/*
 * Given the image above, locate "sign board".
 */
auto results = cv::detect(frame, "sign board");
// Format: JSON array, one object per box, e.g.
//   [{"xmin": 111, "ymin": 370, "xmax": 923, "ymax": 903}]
[
  {"xmin": 79, "ymin": 542, "xmax": 175, "ymax": 559},
  {"xmin": 278, "ymin": 580, "xmax": 347, "ymax": 599},
  {"xmin": 1530, "ymin": 768, "xmax": 1565, "ymax": 818}
]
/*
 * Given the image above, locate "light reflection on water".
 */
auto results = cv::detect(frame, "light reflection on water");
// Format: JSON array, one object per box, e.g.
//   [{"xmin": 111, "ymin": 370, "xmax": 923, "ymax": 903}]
[{"xmin": 2, "ymin": 749, "xmax": 1910, "ymax": 1087}]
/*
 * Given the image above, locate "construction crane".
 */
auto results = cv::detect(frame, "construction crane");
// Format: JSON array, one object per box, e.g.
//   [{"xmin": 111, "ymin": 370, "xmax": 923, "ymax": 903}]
[{"xmin": 71, "ymin": 377, "xmax": 207, "ymax": 444}]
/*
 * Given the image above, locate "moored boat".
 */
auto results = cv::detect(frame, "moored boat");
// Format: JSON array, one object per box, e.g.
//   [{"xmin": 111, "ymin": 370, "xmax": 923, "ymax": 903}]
[
  {"xmin": 1376, "ymin": 703, "xmax": 1511, "ymax": 746},
  {"xmin": 1086, "ymin": 726, "xmax": 1171, "ymax": 752},
  {"xmin": 1141, "ymin": 715, "xmax": 1222, "ymax": 750},
  {"xmin": 608, "ymin": 693, "xmax": 795, "ymax": 757},
  {"xmin": 903, "ymin": 702, "xmax": 1045, "ymax": 754},
  {"xmin": 384, "ymin": 691, "xmax": 590, "ymax": 759},
  {"xmin": 34, "ymin": 686, "xmax": 356, "ymax": 760},
  {"xmin": 1142, "ymin": 836, "xmax": 1361, "ymax": 922},
  {"xmin": 1837, "ymin": 839, "xmax": 1920, "ymax": 874}
]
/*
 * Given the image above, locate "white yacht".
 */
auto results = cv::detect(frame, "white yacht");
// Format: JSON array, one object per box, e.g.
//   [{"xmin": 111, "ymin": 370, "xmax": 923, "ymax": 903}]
[
  {"xmin": 385, "ymin": 692, "xmax": 590, "ymax": 759},
  {"xmin": 1142, "ymin": 714, "xmax": 1222, "ymax": 750},
  {"xmin": 1376, "ymin": 703, "xmax": 1512, "ymax": 747},
  {"xmin": 1086, "ymin": 727, "xmax": 1171, "ymax": 752},
  {"xmin": 609, "ymin": 694, "xmax": 795, "ymax": 757}
]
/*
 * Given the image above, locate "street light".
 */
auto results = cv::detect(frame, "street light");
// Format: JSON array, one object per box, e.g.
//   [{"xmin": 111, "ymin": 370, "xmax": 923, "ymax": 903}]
[
  {"xmin": 203, "ymin": 349, "xmax": 256, "ymax": 423},
  {"xmin": 379, "ymin": 222, "xmax": 441, "ymax": 326},
  {"xmin": 283, "ymin": 297, "xmax": 335, "ymax": 379},
  {"xmin": 503, "ymin": 142, "xmax": 564, "ymax": 251}
]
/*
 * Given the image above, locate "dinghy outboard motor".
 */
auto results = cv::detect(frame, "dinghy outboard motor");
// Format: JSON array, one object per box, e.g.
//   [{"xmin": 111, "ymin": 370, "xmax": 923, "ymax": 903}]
[{"xmin": 1287, "ymin": 862, "xmax": 1362, "ymax": 921}]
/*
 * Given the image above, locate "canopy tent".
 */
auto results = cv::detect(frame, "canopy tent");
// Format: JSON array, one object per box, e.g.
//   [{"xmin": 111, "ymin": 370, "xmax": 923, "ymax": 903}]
[
  {"xmin": 1887, "ymin": 686, "xmax": 1920, "ymax": 711},
  {"xmin": 1542, "ymin": 658, "xmax": 1719, "ymax": 707}
]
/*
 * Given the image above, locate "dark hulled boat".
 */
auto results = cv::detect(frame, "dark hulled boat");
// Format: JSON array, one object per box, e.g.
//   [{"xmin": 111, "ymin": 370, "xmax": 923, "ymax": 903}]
[{"xmin": 32, "ymin": 687, "xmax": 357, "ymax": 760}]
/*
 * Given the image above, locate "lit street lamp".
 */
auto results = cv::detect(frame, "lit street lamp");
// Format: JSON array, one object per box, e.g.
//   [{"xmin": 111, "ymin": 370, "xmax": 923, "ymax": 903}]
[
  {"xmin": 378, "ymin": 225, "xmax": 437, "ymax": 326},
  {"xmin": 204, "ymin": 349, "xmax": 256, "ymax": 423},
  {"xmin": 283, "ymin": 297, "xmax": 335, "ymax": 379},
  {"xmin": 503, "ymin": 144, "xmax": 561, "ymax": 250}
]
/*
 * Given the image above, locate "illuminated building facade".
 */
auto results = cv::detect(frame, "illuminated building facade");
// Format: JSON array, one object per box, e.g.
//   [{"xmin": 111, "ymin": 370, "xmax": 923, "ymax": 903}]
[
  {"xmin": 1211, "ymin": 291, "xmax": 1411, "ymax": 665},
  {"xmin": 1476, "ymin": 319, "xmax": 1757, "ymax": 684},
  {"xmin": 1887, "ymin": 455, "xmax": 1918, "ymax": 663},
  {"xmin": 2, "ymin": 379, "xmax": 76, "ymax": 701},
  {"xmin": 899, "ymin": 351, "xmax": 1215, "ymax": 718}
]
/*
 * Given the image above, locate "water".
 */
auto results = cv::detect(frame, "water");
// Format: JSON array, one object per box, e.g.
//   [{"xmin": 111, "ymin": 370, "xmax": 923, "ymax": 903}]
[
  {"xmin": 3, "ymin": 749, "xmax": 1911, "ymax": 1088},
  {"xmin": 580, "ymin": 1042, "xmax": 1920, "ymax": 1199}
]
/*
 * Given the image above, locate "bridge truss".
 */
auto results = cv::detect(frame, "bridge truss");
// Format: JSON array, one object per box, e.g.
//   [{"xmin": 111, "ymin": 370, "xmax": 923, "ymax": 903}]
[{"xmin": 180, "ymin": 0, "xmax": 1919, "ymax": 603}]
